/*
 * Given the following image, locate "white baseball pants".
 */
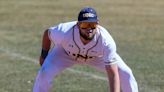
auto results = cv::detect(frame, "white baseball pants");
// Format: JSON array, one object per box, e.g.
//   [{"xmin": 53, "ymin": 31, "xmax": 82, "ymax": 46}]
[{"xmin": 33, "ymin": 47, "xmax": 138, "ymax": 92}]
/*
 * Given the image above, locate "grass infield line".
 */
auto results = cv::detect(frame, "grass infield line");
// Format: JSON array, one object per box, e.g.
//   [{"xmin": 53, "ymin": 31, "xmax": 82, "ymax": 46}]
[{"xmin": 0, "ymin": 47, "xmax": 108, "ymax": 81}]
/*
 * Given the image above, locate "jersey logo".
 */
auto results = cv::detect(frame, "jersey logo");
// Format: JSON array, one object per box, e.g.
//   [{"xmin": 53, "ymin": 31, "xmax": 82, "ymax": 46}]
[
  {"xmin": 65, "ymin": 50, "xmax": 96, "ymax": 60},
  {"xmin": 77, "ymin": 54, "xmax": 95, "ymax": 59}
]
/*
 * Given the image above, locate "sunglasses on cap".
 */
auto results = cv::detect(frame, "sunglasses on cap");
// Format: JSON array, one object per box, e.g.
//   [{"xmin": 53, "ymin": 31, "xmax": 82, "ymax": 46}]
[{"xmin": 79, "ymin": 22, "xmax": 98, "ymax": 29}]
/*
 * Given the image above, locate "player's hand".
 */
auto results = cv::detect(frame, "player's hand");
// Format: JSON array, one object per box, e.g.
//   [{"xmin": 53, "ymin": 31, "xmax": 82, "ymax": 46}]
[{"xmin": 39, "ymin": 56, "xmax": 44, "ymax": 66}]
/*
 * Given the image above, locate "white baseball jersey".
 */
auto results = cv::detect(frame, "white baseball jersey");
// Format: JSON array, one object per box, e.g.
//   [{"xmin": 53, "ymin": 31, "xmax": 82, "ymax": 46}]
[{"xmin": 48, "ymin": 21, "xmax": 117, "ymax": 65}]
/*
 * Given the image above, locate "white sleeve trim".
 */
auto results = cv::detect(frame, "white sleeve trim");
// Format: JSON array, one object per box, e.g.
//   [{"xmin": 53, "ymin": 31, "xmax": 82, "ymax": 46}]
[
  {"xmin": 104, "ymin": 61, "xmax": 118, "ymax": 65},
  {"xmin": 104, "ymin": 57, "xmax": 118, "ymax": 65}
]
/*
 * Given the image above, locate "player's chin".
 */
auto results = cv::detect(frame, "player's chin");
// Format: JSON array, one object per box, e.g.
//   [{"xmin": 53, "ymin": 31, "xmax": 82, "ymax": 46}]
[{"xmin": 86, "ymin": 35, "xmax": 94, "ymax": 40}]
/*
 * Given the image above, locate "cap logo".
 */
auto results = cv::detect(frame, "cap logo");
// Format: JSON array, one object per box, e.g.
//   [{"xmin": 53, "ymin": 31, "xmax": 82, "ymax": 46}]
[{"xmin": 83, "ymin": 13, "xmax": 95, "ymax": 18}]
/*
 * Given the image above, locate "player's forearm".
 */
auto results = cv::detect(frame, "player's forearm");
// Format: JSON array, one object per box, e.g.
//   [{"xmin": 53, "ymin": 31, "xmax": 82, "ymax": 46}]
[
  {"xmin": 42, "ymin": 29, "xmax": 51, "ymax": 51},
  {"xmin": 109, "ymin": 74, "xmax": 120, "ymax": 92},
  {"xmin": 41, "ymin": 29, "xmax": 51, "ymax": 58},
  {"xmin": 106, "ymin": 65, "xmax": 120, "ymax": 92},
  {"xmin": 39, "ymin": 29, "xmax": 51, "ymax": 66}
]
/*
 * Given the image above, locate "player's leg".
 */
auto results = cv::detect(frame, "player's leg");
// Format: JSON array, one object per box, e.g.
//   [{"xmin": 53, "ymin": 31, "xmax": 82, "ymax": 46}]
[
  {"xmin": 33, "ymin": 47, "xmax": 75, "ymax": 92},
  {"xmin": 87, "ymin": 54, "xmax": 138, "ymax": 92},
  {"xmin": 115, "ymin": 54, "xmax": 138, "ymax": 92}
]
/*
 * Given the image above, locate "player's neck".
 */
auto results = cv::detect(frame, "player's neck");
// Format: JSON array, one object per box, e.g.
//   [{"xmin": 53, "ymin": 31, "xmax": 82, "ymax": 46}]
[{"xmin": 80, "ymin": 36, "xmax": 92, "ymax": 45}]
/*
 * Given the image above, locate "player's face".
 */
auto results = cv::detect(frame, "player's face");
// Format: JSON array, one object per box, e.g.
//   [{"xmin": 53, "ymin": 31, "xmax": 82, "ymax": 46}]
[{"xmin": 78, "ymin": 22, "xmax": 98, "ymax": 40}]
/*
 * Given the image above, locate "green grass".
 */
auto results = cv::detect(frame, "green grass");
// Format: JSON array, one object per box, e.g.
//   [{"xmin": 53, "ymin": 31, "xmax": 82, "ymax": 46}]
[{"xmin": 0, "ymin": 0, "xmax": 164, "ymax": 92}]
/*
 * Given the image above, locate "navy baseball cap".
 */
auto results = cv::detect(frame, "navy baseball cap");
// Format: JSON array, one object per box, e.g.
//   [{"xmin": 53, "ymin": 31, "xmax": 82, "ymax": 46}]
[{"xmin": 78, "ymin": 7, "xmax": 98, "ymax": 22}]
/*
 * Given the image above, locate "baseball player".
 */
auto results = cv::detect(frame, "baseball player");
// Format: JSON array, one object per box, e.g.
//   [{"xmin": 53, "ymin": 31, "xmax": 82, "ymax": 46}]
[{"xmin": 33, "ymin": 7, "xmax": 138, "ymax": 92}]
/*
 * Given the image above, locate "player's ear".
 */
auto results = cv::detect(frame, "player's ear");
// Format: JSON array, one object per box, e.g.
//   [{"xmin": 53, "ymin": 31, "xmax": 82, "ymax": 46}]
[{"xmin": 77, "ymin": 21, "xmax": 80, "ymax": 25}]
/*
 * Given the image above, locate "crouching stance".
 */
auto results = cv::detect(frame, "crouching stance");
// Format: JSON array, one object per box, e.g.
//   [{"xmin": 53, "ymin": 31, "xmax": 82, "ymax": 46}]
[{"xmin": 33, "ymin": 7, "xmax": 138, "ymax": 92}]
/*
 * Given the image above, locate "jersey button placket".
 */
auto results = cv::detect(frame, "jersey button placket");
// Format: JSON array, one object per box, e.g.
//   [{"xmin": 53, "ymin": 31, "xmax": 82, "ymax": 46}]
[
  {"xmin": 77, "ymin": 48, "xmax": 86, "ymax": 62},
  {"xmin": 80, "ymin": 47, "xmax": 86, "ymax": 55}
]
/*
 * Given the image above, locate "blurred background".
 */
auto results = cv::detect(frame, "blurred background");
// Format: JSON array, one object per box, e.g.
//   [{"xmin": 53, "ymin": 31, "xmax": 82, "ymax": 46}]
[{"xmin": 0, "ymin": 0, "xmax": 164, "ymax": 92}]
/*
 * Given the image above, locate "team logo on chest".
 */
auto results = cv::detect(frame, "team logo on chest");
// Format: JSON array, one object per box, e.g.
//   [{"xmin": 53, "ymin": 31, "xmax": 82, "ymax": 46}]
[{"xmin": 65, "ymin": 43, "xmax": 96, "ymax": 61}]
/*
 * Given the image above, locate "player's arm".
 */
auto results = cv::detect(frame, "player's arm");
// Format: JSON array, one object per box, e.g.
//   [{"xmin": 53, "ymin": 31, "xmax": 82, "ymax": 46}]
[
  {"xmin": 103, "ymin": 37, "xmax": 120, "ymax": 92},
  {"xmin": 106, "ymin": 64, "xmax": 120, "ymax": 92},
  {"xmin": 39, "ymin": 29, "xmax": 51, "ymax": 66}
]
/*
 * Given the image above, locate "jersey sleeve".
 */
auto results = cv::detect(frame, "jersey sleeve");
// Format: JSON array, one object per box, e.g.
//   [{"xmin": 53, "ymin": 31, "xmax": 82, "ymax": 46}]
[
  {"xmin": 100, "ymin": 27, "xmax": 118, "ymax": 65},
  {"xmin": 103, "ymin": 41, "xmax": 118, "ymax": 65},
  {"xmin": 47, "ymin": 21, "xmax": 77, "ymax": 45},
  {"xmin": 48, "ymin": 24, "xmax": 64, "ymax": 45}
]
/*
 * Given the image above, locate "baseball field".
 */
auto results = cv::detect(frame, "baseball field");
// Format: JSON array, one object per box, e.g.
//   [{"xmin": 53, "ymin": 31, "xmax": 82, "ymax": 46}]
[{"xmin": 0, "ymin": 0, "xmax": 164, "ymax": 92}]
